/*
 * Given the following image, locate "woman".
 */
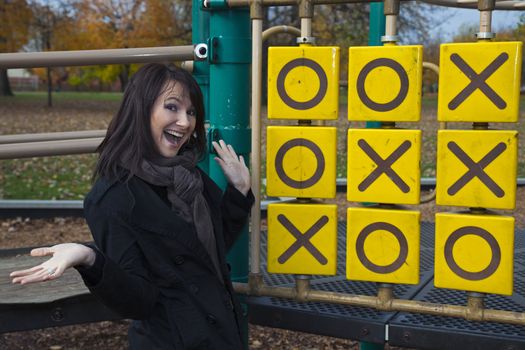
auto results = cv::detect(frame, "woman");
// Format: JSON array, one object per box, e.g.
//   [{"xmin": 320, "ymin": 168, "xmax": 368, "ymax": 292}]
[{"xmin": 10, "ymin": 63, "xmax": 254, "ymax": 349}]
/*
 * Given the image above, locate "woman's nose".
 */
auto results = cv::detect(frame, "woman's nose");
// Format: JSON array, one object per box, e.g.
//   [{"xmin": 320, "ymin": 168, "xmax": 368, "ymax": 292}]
[{"xmin": 176, "ymin": 113, "xmax": 190, "ymax": 127}]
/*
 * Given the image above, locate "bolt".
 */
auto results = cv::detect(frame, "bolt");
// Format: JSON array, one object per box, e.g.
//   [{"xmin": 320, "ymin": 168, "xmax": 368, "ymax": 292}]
[
  {"xmin": 360, "ymin": 328, "xmax": 369, "ymax": 336},
  {"xmin": 51, "ymin": 308, "xmax": 64, "ymax": 322},
  {"xmin": 403, "ymin": 331, "xmax": 410, "ymax": 342}
]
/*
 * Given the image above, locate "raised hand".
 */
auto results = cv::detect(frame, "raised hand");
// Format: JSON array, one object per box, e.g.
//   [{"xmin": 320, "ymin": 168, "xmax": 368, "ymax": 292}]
[
  {"xmin": 10, "ymin": 243, "xmax": 96, "ymax": 285},
  {"xmin": 212, "ymin": 140, "xmax": 251, "ymax": 196}
]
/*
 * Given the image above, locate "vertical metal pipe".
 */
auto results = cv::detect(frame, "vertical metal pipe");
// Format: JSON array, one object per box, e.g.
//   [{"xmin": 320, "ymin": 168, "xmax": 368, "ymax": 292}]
[
  {"xmin": 208, "ymin": 1, "xmax": 251, "ymax": 283},
  {"xmin": 301, "ymin": 18, "xmax": 312, "ymax": 38},
  {"xmin": 385, "ymin": 15, "xmax": 397, "ymax": 37},
  {"xmin": 193, "ymin": 0, "xmax": 211, "ymax": 173},
  {"xmin": 250, "ymin": 17, "xmax": 263, "ymax": 275},
  {"xmin": 479, "ymin": 11, "xmax": 492, "ymax": 33}
]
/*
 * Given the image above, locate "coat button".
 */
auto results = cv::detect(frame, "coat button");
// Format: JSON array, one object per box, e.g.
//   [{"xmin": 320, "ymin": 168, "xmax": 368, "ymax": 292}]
[
  {"xmin": 174, "ymin": 255, "xmax": 185, "ymax": 265},
  {"xmin": 225, "ymin": 298, "xmax": 234, "ymax": 310},
  {"xmin": 206, "ymin": 314, "xmax": 217, "ymax": 325},
  {"xmin": 190, "ymin": 284, "xmax": 199, "ymax": 294}
]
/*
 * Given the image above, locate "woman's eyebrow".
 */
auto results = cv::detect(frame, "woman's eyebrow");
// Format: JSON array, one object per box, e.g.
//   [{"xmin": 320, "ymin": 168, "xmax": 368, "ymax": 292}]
[{"xmin": 164, "ymin": 95, "xmax": 182, "ymax": 103}]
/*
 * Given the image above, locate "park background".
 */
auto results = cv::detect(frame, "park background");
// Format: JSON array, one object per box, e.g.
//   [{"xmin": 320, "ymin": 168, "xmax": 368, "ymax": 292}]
[{"xmin": 1, "ymin": 1, "xmax": 525, "ymax": 349}]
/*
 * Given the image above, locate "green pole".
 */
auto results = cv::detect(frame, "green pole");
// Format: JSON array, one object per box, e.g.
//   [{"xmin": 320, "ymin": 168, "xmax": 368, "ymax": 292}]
[
  {"xmin": 360, "ymin": 5, "xmax": 385, "ymax": 350},
  {"xmin": 366, "ymin": 2, "xmax": 384, "ymax": 131},
  {"xmin": 192, "ymin": 0, "xmax": 211, "ymax": 173},
  {"xmin": 207, "ymin": 2, "xmax": 252, "ymax": 346}
]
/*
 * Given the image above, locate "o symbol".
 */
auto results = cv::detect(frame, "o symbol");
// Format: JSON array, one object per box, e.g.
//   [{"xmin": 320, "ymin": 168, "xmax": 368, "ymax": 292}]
[
  {"xmin": 275, "ymin": 138, "xmax": 325, "ymax": 189},
  {"xmin": 356, "ymin": 222, "xmax": 409, "ymax": 274},
  {"xmin": 277, "ymin": 58, "xmax": 328, "ymax": 110},
  {"xmin": 356, "ymin": 58, "xmax": 409, "ymax": 112},
  {"xmin": 444, "ymin": 226, "xmax": 501, "ymax": 281}
]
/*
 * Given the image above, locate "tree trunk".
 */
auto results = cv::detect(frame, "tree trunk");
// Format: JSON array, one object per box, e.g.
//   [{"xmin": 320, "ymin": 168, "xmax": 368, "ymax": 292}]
[
  {"xmin": 47, "ymin": 67, "xmax": 53, "ymax": 107},
  {"xmin": 0, "ymin": 69, "xmax": 14, "ymax": 96},
  {"xmin": 118, "ymin": 64, "xmax": 130, "ymax": 92}
]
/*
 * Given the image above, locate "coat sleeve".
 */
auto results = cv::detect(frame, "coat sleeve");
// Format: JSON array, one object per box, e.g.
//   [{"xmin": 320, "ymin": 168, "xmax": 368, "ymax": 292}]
[
  {"xmin": 221, "ymin": 185, "xmax": 254, "ymax": 251},
  {"xmin": 78, "ymin": 206, "xmax": 160, "ymax": 320}
]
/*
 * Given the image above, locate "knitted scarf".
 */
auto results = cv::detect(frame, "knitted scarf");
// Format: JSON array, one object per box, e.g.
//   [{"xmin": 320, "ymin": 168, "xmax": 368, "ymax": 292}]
[{"xmin": 124, "ymin": 148, "xmax": 223, "ymax": 283}]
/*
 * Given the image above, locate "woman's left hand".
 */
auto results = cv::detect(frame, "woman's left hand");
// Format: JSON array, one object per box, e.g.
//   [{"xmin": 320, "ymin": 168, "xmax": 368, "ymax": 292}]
[{"xmin": 212, "ymin": 140, "xmax": 250, "ymax": 196}]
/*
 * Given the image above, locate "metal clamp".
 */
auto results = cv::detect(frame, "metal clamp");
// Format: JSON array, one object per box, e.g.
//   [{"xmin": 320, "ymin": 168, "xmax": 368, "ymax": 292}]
[
  {"xmin": 194, "ymin": 43, "xmax": 208, "ymax": 60},
  {"xmin": 381, "ymin": 35, "xmax": 399, "ymax": 43},
  {"xmin": 296, "ymin": 36, "xmax": 315, "ymax": 45},
  {"xmin": 476, "ymin": 32, "xmax": 496, "ymax": 39}
]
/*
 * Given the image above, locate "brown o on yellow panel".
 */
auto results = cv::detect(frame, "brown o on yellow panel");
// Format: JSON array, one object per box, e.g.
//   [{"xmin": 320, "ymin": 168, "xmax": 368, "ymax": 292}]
[
  {"xmin": 357, "ymin": 58, "xmax": 409, "ymax": 112},
  {"xmin": 356, "ymin": 222, "xmax": 408, "ymax": 274},
  {"xmin": 279, "ymin": 59, "xmax": 325, "ymax": 108},
  {"xmin": 275, "ymin": 138, "xmax": 324, "ymax": 189},
  {"xmin": 445, "ymin": 226, "xmax": 500, "ymax": 281}
]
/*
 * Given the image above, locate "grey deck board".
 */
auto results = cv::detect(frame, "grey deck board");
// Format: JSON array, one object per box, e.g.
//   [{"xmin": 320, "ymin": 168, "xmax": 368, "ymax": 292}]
[{"xmin": 0, "ymin": 254, "xmax": 89, "ymax": 304}]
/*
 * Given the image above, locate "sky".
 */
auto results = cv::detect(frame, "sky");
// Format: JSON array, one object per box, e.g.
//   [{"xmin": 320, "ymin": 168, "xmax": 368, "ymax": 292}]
[{"xmin": 429, "ymin": 7, "xmax": 523, "ymax": 41}]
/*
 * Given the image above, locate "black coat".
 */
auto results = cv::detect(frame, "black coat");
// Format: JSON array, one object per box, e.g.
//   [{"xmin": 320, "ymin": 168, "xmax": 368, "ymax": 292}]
[{"xmin": 80, "ymin": 169, "xmax": 254, "ymax": 349}]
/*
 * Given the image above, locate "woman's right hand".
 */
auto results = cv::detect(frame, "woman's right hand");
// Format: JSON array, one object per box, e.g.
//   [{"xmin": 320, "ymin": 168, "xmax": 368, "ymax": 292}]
[{"xmin": 10, "ymin": 243, "xmax": 96, "ymax": 285}]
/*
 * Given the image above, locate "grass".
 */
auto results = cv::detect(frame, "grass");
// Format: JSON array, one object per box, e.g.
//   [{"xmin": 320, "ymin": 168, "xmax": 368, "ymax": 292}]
[{"xmin": 1, "ymin": 92, "xmax": 524, "ymax": 200}]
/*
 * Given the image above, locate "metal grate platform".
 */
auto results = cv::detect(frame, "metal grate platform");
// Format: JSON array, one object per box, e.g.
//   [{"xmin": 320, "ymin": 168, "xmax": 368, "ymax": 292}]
[{"xmin": 247, "ymin": 222, "xmax": 525, "ymax": 349}]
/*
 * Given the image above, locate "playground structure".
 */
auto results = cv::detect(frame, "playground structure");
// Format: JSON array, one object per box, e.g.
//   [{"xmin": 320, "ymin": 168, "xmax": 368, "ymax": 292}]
[{"xmin": 0, "ymin": 0, "xmax": 525, "ymax": 349}]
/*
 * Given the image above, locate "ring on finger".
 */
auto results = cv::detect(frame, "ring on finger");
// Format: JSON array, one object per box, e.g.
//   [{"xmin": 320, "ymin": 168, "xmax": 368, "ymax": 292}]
[{"xmin": 47, "ymin": 267, "xmax": 56, "ymax": 276}]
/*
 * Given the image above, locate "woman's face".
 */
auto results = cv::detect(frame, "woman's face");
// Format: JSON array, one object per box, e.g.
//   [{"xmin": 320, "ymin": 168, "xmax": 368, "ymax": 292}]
[{"xmin": 150, "ymin": 81, "xmax": 197, "ymax": 158}]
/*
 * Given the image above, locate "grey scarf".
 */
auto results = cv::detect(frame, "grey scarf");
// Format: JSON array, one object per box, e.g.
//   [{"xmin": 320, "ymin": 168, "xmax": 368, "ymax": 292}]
[{"xmin": 125, "ymin": 149, "xmax": 223, "ymax": 283}]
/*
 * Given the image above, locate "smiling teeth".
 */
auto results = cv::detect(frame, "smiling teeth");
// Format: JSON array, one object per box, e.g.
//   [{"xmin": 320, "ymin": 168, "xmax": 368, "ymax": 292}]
[{"xmin": 165, "ymin": 130, "xmax": 183, "ymax": 138}]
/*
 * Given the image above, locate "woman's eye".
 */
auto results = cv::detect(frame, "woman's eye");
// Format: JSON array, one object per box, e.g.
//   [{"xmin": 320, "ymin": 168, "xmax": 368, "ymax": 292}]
[
  {"xmin": 165, "ymin": 104, "xmax": 178, "ymax": 112},
  {"xmin": 187, "ymin": 109, "xmax": 196, "ymax": 117}
]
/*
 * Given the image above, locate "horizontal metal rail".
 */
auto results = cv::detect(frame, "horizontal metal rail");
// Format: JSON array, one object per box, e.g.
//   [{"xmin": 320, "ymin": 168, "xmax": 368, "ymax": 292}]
[
  {"xmin": 0, "ymin": 130, "xmax": 106, "ymax": 144},
  {"xmin": 0, "ymin": 45, "xmax": 197, "ymax": 69},
  {"xmin": 216, "ymin": 0, "xmax": 525, "ymax": 10},
  {"xmin": 235, "ymin": 278, "xmax": 525, "ymax": 326},
  {"xmin": 0, "ymin": 138, "xmax": 102, "ymax": 159}
]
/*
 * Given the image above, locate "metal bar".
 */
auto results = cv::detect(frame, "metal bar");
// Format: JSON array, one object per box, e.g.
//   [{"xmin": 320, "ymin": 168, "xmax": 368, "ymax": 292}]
[
  {"xmin": 262, "ymin": 26, "xmax": 301, "ymax": 42},
  {"xmin": 226, "ymin": 0, "xmax": 383, "ymax": 6},
  {"xmin": 419, "ymin": 0, "xmax": 524, "ymax": 10},
  {"xmin": 250, "ymin": 17, "xmax": 263, "ymax": 275},
  {"xmin": 0, "ymin": 46, "xmax": 196, "ymax": 69},
  {"xmin": 0, "ymin": 130, "xmax": 106, "ymax": 144},
  {"xmin": 221, "ymin": 0, "xmax": 525, "ymax": 10},
  {"xmin": 0, "ymin": 138, "xmax": 102, "ymax": 159},
  {"xmin": 234, "ymin": 282, "xmax": 525, "ymax": 326}
]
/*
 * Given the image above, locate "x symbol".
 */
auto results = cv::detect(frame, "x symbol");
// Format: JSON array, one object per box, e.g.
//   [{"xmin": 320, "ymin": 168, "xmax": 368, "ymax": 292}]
[
  {"xmin": 277, "ymin": 214, "xmax": 328, "ymax": 265},
  {"xmin": 358, "ymin": 139, "xmax": 411, "ymax": 193},
  {"xmin": 448, "ymin": 53, "xmax": 508, "ymax": 110},
  {"xmin": 447, "ymin": 141, "xmax": 506, "ymax": 197}
]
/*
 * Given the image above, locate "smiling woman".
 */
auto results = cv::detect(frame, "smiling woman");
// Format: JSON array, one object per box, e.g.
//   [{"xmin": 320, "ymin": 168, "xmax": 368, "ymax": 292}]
[{"xmin": 10, "ymin": 63, "xmax": 254, "ymax": 350}]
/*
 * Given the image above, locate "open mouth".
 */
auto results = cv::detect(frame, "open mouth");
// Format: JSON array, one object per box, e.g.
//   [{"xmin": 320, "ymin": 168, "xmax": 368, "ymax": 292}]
[{"xmin": 163, "ymin": 129, "xmax": 184, "ymax": 145}]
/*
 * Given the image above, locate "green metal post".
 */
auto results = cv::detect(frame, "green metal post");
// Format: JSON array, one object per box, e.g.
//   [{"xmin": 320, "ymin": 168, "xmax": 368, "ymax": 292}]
[
  {"xmin": 192, "ymin": 0, "xmax": 211, "ymax": 173},
  {"xmin": 207, "ymin": 2, "xmax": 252, "ymax": 346},
  {"xmin": 361, "ymin": 6, "xmax": 385, "ymax": 350},
  {"xmin": 366, "ymin": 2, "xmax": 385, "ymax": 131}
]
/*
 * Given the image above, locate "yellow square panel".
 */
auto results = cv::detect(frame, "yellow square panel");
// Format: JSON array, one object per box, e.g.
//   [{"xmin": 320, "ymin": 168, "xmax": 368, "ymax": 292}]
[
  {"xmin": 347, "ymin": 129, "xmax": 421, "ymax": 205},
  {"xmin": 435, "ymin": 213, "xmax": 514, "ymax": 295},
  {"xmin": 267, "ymin": 203, "xmax": 338, "ymax": 275},
  {"xmin": 436, "ymin": 130, "xmax": 518, "ymax": 209},
  {"xmin": 347, "ymin": 207, "xmax": 420, "ymax": 284},
  {"xmin": 267, "ymin": 126, "xmax": 336, "ymax": 198},
  {"xmin": 268, "ymin": 46, "xmax": 340, "ymax": 120},
  {"xmin": 438, "ymin": 42, "xmax": 522, "ymax": 122},
  {"xmin": 347, "ymin": 45, "xmax": 423, "ymax": 122}
]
